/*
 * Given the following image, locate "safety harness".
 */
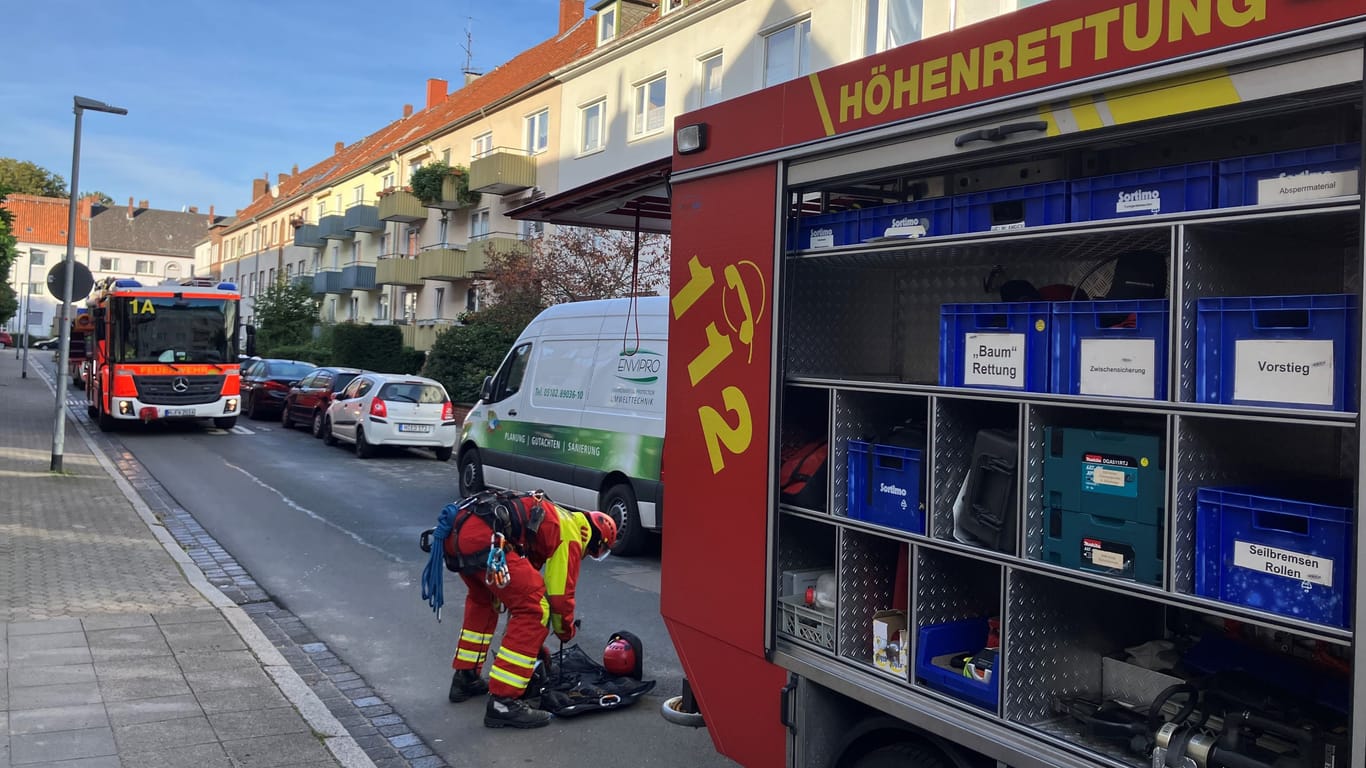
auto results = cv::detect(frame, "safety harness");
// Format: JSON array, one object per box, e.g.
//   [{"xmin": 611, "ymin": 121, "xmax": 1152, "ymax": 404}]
[{"xmin": 420, "ymin": 490, "xmax": 549, "ymax": 619}]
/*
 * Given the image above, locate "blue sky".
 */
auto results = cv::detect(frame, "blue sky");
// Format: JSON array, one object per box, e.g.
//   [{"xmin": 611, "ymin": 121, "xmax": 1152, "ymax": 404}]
[{"xmin": 1, "ymin": 0, "xmax": 569, "ymax": 215}]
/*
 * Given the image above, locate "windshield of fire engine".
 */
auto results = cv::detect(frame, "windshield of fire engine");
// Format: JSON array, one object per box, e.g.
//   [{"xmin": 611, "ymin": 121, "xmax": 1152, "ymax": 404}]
[{"xmin": 114, "ymin": 297, "xmax": 236, "ymax": 364}]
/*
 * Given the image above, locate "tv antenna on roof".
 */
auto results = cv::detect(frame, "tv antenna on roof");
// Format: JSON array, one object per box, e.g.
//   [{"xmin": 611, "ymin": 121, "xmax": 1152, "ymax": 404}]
[{"xmin": 462, "ymin": 19, "xmax": 476, "ymax": 78}]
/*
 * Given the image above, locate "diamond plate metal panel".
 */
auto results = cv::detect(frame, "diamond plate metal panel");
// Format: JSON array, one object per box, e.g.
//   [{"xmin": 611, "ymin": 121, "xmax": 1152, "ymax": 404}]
[
  {"xmin": 915, "ymin": 548, "xmax": 1002, "ymax": 628},
  {"xmin": 1177, "ymin": 210, "xmax": 1360, "ymax": 401},
  {"xmin": 778, "ymin": 513, "xmax": 838, "ymax": 575},
  {"xmin": 786, "ymin": 262, "xmax": 902, "ymax": 379},
  {"xmin": 1030, "ymin": 718, "xmax": 1147, "ymax": 768},
  {"xmin": 1004, "ymin": 569, "xmax": 1163, "ymax": 723},
  {"xmin": 1024, "ymin": 406, "xmax": 1047, "ymax": 561},
  {"xmin": 835, "ymin": 390, "xmax": 930, "ymax": 521},
  {"xmin": 1171, "ymin": 416, "xmax": 1355, "ymax": 594},
  {"xmin": 837, "ymin": 528, "xmax": 905, "ymax": 662},
  {"xmin": 931, "ymin": 397, "xmax": 1021, "ymax": 544}
]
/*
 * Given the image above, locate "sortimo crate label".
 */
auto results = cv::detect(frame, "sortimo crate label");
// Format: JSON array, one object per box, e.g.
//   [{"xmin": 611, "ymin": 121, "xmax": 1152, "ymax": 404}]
[
  {"xmin": 963, "ymin": 332, "xmax": 1024, "ymax": 388},
  {"xmin": 1233, "ymin": 540, "xmax": 1333, "ymax": 587},
  {"xmin": 1081, "ymin": 453, "xmax": 1138, "ymax": 498}
]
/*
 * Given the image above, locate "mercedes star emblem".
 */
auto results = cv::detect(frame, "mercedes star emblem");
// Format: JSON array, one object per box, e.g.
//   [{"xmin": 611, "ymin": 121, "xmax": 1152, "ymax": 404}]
[{"xmin": 172, "ymin": 377, "xmax": 190, "ymax": 393}]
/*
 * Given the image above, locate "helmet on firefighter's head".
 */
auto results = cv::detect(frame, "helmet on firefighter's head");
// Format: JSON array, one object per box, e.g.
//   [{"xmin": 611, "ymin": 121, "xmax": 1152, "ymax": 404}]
[
  {"xmin": 603, "ymin": 630, "xmax": 643, "ymax": 679},
  {"xmin": 585, "ymin": 511, "xmax": 618, "ymax": 561}
]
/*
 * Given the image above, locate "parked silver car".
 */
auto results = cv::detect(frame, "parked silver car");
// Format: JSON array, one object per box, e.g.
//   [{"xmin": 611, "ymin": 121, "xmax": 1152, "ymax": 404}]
[{"xmin": 321, "ymin": 373, "xmax": 458, "ymax": 460}]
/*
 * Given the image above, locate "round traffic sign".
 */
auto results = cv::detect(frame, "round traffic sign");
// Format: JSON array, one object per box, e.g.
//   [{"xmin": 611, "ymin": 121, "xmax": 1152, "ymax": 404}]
[{"xmin": 46, "ymin": 260, "xmax": 95, "ymax": 303}]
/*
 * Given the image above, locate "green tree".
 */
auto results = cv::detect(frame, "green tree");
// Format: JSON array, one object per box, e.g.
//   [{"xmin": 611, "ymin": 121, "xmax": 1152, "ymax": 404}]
[
  {"xmin": 251, "ymin": 278, "xmax": 318, "ymax": 355},
  {"xmin": 0, "ymin": 192, "xmax": 19, "ymax": 326},
  {"xmin": 423, "ymin": 313, "xmax": 522, "ymax": 404},
  {"xmin": 0, "ymin": 159, "xmax": 68, "ymax": 198}
]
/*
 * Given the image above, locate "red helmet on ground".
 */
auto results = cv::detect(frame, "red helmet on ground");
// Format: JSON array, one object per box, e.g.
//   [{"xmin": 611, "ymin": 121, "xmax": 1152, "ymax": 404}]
[
  {"xmin": 603, "ymin": 630, "xmax": 643, "ymax": 679},
  {"xmin": 585, "ymin": 511, "xmax": 618, "ymax": 560}
]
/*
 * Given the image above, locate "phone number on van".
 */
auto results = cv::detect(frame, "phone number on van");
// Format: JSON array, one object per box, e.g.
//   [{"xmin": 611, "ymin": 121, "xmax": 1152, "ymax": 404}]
[{"xmin": 535, "ymin": 387, "xmax": 585, "ymax": 400}]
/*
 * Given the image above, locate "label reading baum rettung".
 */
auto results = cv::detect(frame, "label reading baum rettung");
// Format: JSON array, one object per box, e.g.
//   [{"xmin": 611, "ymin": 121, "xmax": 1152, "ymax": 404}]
[{"xmin": 964, "ymin": 333, "xmax": 1026, "ymax": 388}]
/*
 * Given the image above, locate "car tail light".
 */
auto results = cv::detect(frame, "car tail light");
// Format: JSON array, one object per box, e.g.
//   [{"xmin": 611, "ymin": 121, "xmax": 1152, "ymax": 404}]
[
  {"xmin": 442, "ymin": 401, "xmax": 454, "ymax": 421},
  {"xmin": 370, "ymin": 398, "xmax": 387, "ymax": 418},
  {"xmin": 264, "ymin": 380, "xmax": 289, "ymax": 392}
]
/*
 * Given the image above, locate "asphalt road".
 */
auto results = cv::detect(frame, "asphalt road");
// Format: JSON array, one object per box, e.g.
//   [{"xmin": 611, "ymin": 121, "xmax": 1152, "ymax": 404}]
[{"xmin": 107, "ymin": 412, "xmax": 736, "ymax": 768}]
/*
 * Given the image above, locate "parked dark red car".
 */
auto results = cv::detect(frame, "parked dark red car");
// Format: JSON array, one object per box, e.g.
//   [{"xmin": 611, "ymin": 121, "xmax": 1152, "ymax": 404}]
[
  {"xmin": 280, "ymin": 366, "xmax": 366, "ymax": 438},
  {"xmin": 0, "ymin": 331, "xmax": 13, "ymax": 348},
  {"xmin": 240, "ymin": 359, "xmax": 317, "ymax": 420}
]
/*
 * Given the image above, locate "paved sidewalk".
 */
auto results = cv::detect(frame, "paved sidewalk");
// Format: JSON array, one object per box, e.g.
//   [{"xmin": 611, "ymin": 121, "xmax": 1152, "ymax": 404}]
[{"xmin": 0, "ymin": 350, "xmax": 371, "ymax": 768}]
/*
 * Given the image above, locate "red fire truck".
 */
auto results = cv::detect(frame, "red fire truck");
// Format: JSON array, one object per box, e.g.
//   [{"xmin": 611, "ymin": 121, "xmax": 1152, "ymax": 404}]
[
  {"xmin": 85, "ymin": 277, "xmax": 246, "ymax": 431},
  {"xmin": 664, "ymin": 1, "xmax": 1365, "ymax": 767}
]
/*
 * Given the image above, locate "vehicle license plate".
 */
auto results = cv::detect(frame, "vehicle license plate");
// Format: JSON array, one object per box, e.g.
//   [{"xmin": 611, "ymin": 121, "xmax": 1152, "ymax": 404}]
[
  {"xmin": 165, "ymin": 408, "xmax": 194, "ymax": 417},
  {"xmin": 399, "ymin": 423, "xmax": 433, "ymax": 433}
]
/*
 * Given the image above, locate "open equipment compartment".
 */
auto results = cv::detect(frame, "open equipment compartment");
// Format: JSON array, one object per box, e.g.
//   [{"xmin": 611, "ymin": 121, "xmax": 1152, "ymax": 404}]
[
  {"xmin": 836, "ymin": 389, "xmax": 930, "ymax": 534},
  {"xmin": 777, "ymin": 513, "xmax": 840, "ymax": 653},
  {"xmin": 913, "ymin": 548, "xmax": 1003, "ymax": 714},
  {"xmin": 779, "ymin": 384, "xmax": 833, "ymax": 514},
  {"xmin": 930, "ymin": 396, "xmax": 1022, "ymax": 550},
  {"xmin": 836, "ymin": 528, "xmax": 910, "ymax": 675}
]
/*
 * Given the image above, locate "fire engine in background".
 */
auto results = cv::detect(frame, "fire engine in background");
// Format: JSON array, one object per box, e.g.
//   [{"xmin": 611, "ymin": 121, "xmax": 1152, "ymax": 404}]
[
  {"xmin": 68, "ymin": 311, "xmax": 92, "ymax": 389},
  {"xmin": 663, "ymin": 1, "xmax": 1366, "ymax": 767},
  {"xmin": 85, "ymin": 277, "xmax": 247, "ymax": 431}
]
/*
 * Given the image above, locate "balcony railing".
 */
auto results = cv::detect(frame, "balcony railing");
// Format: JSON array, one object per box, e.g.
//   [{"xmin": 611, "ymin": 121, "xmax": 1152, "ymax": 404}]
[
  {"xmin": 376, "ymin": 255, "xmax": 424, "ymax": 287},
  {"xmin": 465, "ymin": 232, "xmax": 529, "ymax": 273},
  {"xmin": 339, "ymin": 261, "xmax": 377, "ymax": 291},
  {"xmin": 318, "ymin": 214, "xmax": 352, "ymax": 241},
  {"xmin": 469, "ymin": 147, "xmax": 537, "ymax": 195},
  {"xmin": 418, "ymin": 244, "xmax": 467, "ymax": 281},
  {"xmin": 377, "ymin": 190, "xmax": 426, "ymax": 223},
  {"xmin": 289, "ymin": 271, "xmax": 314, "ymax": 290},
  {"xmin": 312, "ymin": 269, "xmax": 343, "ymax": 295},
  {"xmin": 344, "ymin": 202, "xmax": 383, "ymax": 233},
  {"xmin": 292, "ymin": 224, "xmax": 323, "ymax": 249}
]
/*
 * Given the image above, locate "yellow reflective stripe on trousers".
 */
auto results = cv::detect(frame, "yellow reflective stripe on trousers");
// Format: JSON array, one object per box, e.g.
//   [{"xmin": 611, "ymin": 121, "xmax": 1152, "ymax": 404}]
[
  {"xmin": 461, "ymin": 629, "xmax": 493, "ymax": 643},
  {"xmin": 490, "ymin": 665, "xmax": 532, "ymax": 688},
  {"xmin": 456, "ymin": 649, "xmax": 484, "ymax": 663},
  {"xmin": 495, "ymin": 646, "xmax": 537, "ymax": 671}
]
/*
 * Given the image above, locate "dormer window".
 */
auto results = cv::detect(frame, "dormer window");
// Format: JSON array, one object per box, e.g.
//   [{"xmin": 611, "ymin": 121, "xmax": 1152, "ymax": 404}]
[{"xmin": 597, "ymin": 4, "xmax": 617, "ymax": 44}]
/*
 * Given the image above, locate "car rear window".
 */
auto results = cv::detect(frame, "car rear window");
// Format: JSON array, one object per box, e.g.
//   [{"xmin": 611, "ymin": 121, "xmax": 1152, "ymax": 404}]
[
  {"xmin": 379, "ymin": 382, "xmax": 447, "ymax": 403},
  {"xmin": 269, "ymin": 362, "xmax": 316, "ymax": 379},
  {"xmin": 334, "ymin": 372, "xmax": 360, "ymax": 390}
]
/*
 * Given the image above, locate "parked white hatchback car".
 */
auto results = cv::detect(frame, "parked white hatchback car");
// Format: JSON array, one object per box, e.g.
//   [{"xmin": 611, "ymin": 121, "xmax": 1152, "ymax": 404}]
[{"xmin": 321, "ymin": 373, "xmax": 458, "ymax": 460}]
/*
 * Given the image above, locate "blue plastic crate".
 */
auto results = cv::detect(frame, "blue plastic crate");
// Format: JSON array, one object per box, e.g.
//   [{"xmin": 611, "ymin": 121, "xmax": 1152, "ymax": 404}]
[
  {"xmin": 952, "ymin": 181, "xmax": 1068, "ymax": 234},
  {"xmin": 915, "ymin": 618, "xmax": 999, "ymax": 712},
  {"xmin": 1218, "ymin": 143, "xmax": 1361, "ymax": 208},
  {"xmin": 1051, "ymin": 300, "xmax": 1169, "ymax": 400},
  {"xmin": 858, "ymin": 198, "xmax": 954, "ymax": 242},
  {"xmin": 939, "ymin": 302, "xmax": 1050, "ymax": 392},
  {"xmin": 847, "ymin": 439, "xmax": 924, "ymax": 534},
  {"xmin": 1195, "ymin": 486, "xmax": 1353, "ymax": 628},
  {"xmin": 1196, "ymin": 294, "xmax": 1355, "ymax": 411},
  {"xmin": 794, "ymin": 210, "xmax": 860, "ymax": 250},
  {"xmin": 1070, "ymin": 163, "xmax": 1214, "ymax": 222}
]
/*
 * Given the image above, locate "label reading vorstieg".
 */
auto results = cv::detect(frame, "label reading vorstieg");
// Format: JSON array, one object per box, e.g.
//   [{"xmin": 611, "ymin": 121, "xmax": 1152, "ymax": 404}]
[
  {"xmin": 1256, "ymin": 169, "xmax": 1358, "ymax": 205},
  {"xmin": 1232, "ymin": 339, "xmax": 1334, "ymax": 406},
  {"xmin": 1079, "ymin": 338, "xmax": 1156, "ymax": 398},
  {"xmin": 1233, "ymin": 540, "xmax": 1333, "ymax": 586},
  {"xmin": 963, "ymin": 332, "xmax": 1025, "ymax": 388},
  {"xmin": 1082, "ymin": 453, "xmax": 1139, "ymax": 498}
]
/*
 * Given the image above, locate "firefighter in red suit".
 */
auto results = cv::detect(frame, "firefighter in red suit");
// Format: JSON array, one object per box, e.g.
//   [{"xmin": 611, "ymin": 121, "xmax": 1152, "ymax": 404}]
[{"xmin": 444, "ymin": 492, "xmax": 618, "ymax": 728}]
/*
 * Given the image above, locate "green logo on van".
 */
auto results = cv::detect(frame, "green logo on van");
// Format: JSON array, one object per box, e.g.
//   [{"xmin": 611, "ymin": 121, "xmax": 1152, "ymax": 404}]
[{"xmin": 615, "ymin": 348, "xmax": 664, "ymax": 384}]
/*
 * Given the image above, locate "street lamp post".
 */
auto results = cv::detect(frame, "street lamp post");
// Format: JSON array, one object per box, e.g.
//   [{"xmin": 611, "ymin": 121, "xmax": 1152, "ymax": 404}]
[{"xmin": 52, "ymin": 95, "xmax": 126, "ymax": 473}]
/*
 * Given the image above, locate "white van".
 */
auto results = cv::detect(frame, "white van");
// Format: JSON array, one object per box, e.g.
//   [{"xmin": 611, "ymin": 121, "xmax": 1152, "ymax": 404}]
[{"xmin": 457, "ymin": 296, "xmax": 666, "ymax": 555}]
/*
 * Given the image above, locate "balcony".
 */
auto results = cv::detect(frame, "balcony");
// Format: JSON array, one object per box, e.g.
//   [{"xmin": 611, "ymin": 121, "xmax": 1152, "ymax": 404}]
[
  {"xmin": 465, "ymin": 232, "xmax": 529, "ymax": 274},
  {"xmin": 378, "ymin": 190, "xmax": 426, "ymax": 223},
  {"xmin": 469, "ymin": 148, "xmax": 537, "ymax": 195},
  {"xmin": 376, "ymin": 256, "xmax": 423, "ymax": 287},
  {"xmin": 422, "ymin": 173, "xmax": 481, "ymax": 211},
  {"xmin": 292, "ymin": 224, "xmax": 323, "ymax": 249},
  {"xmin": 312, "ymin": 269, "xmax": 343, "ymax": 295},
  {"xmin": 344, "ymin": 202, "xmax": 383, "ymax": 233},
  {"xmin": 418, "ymin": 244, "xmax": 467, "ymax": 280},
  {"xmin": 339, "ymin": 262, "xmax": 377, "ymax": 291},
  {"xmin": 289, "ymin": 271, "xmax": 314, "ymax": 290},
  {"xmin": 318, "ymin": 214, "xmax": 352, "ymax": 241}
]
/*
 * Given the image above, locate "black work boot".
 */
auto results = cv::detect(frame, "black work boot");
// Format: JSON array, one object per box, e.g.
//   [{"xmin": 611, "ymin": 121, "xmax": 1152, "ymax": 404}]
[
  {"xmin": 484, "ymin": 695, "xmax": 552, "ymax": 728},
  {"xmin": 448, "ymin": 670, "xmax": 489, "ymax": 703}
]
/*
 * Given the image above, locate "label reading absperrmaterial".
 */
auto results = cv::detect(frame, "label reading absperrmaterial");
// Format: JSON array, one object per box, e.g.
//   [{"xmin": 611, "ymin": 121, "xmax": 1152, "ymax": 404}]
[
  {"xmin": 963, "ymin": 332, "xmax": 1025, "ymax": 388},
  {"xmin": 1233, "ymin": 540, "xmax": 1333, "ymax": 587},
  {"xmin": 1256, "ymin": 169, "xmax": 1358, "ymax": 205},
  {"xmin": 1233, "ymin": 339, "xmax": 1334, "ymax": 406}
]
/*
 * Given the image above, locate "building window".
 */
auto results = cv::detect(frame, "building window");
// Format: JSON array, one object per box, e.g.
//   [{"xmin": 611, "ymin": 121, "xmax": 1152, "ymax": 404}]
[
  {"xmin": 525, "ymin": 110, "xmax": 549, "ymax": 155},
  {"xmin": 28, "ymin": 283, "xmax": 43, "ymax": 295},
  {"xmin": 29, "ymin": 249, "xmax": 46, "ymax": 266},
  {"xmin": 353, "ymin": 184, "xmax": 365, "ymax": 204},
  {"xmin": 764, "ymin": 18, "xmax": 811, "ymax": 86},
  {"xmin": 441, "ymin": 148, "xmax": 451, "ymax": 165},
  {"xmin": 661, "ymin": 0, "xmax": 683, "ymax": 14},
  {"xmin": 472, "ymin": 132, "xmax": 493, "ymax": 159},
  {"xmin": 409, "ymin": 159, "xmax": 422, "ymax": 182},
  {"xmin": 351, "ymin": 240, "xmax": 360, "ymax": 264},
  {"xmin": 136, "ymin": 260, "xmax": 155, "ymax": 275},
  {"xmin": 466, "ymin": 287, "xmax": 480, "ymax": 313},
  {"xmin": 268, "ymin": 267, "xmax": 275, "ymax": 285},
  {"xmin": 327, "ymin": 297, "xmax": 337, "ymax": 323},
  {"xmin": 331, "ymin": 245, "xmax": 340, "ymax": 270},
  {"xmin": 520, "ymin": 219, "xmax": 544, "ymax": 239},
  {"xmin": 598, "ymin": 5, "xmax": 616, "ymax": 44},
  {"xmin": 632, "ymin": 75, "xmax": 667, "ymax": 137},
  {"xmin": 270, "ymin": 221, "xmax": 278, "ymax": 244},
  {"xmin": 286, "ymin": 263, "xmax": 293, "ymax": 279},
  {"xmin": 700, "ymin": 53, "xmax": 723, "ymax": 106},
  {"xmin": 379, "ymin": 232, "xmax": 389, "ymax": 256},
  {"xmin": 580, "ymin": 99, "xmax": 605, "ymax": 154},
  {"xmin": 435, "ymin": 287, "xmax": 445, "ymax": 319},
  {"xmin": 378, "ymin": 294, "xmax": 390, "ymax": 321},
  {"xmin": 349, "ymin": 296, "xmax": 358, "ymax": 321},
  {"xmin": 403, "ymin": 291, "xmax": 417, "ymax": 323},
  {"xmin": 165, "ymin": 263, "xmax": 180, "ymax": 277},
  {"xmin": 382, "ymin": 172, "xmax": 395, "ymax": 190},
  {"xmin": 407, "ymin": 228, "xmax": 420, "ymax": 256},
  {"xmin": 471, "ymin": 209, "xmax": 490, "ymax": 240},
  {"xmin": 317, "ymin": 200, "xmax": 327, "ymax": 220},
  {"xmin": 865, "ymin": 0, "xmax": 922, "ymax": 55}
]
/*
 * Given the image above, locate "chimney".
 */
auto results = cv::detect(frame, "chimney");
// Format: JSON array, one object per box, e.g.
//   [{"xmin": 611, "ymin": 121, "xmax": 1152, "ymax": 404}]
[
  {"xmin": 403, "ymin": 104, "xmax": 414, "ymax": 118},
  {"xmin": 252, "ymin": 176, "xmax": 268, "ymax": 199},
  {"xmin": 292, "ymin": 163, "xmax": 299, "ymax": 175},
  {"xmin": 278, "ymin": 172, "xmax": 290, "ymax": 185},
  {"xmin": 78, "ymin": 196, "xmax": 94, "ymax": 222},
  {"xmin": 334, "ymin": 141, "xmax": 345, "ymax": 155},
  {"xmin": 208, "ymin": 205, "xmax": 215, "ymax": 227},
  {"xmin": 127, "ymin": 196, "xmax": 135, "ymax": 220},
  {"xmin": 138, "ymin": 199, "xmax": 149, "ymax": 209},
  {"xmin": 464, "ymin": 70, "xmax": 482, "ymax": 86},
  {"xmin": 188, "ymin": 206, "xmax": 199, "ymax": 214},
  {"xmin": 559, "ymin": 0, "xmax": 584, "ymax": 33},
  {"xmin": 425, "ymin": 78, "xmax": 448, "ymax": 109}
]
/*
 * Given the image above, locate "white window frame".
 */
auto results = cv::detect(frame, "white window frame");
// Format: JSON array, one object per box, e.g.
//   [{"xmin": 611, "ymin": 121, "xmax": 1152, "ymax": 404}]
[
  {"xmin": 631, "ymin": 74, "xmax": 668, "ymax": 138},
  {"xmin": 382, "ymin": 172, "xmax": 395, "ymax": 189},
  {"xmin": 763, "ymin": 17, "xmax": 812, "ymax": 87},
  {"xmin": 470, "ymin": 209, "xmax": 490, "ymax": 240},
  {"xmin": 441, "ymin": 148, "xmax": 451, "ymax": 165},
  {"xmin": 434, "ymin": 286, "xmax": 445, "ymax": 319},
  {"xmin": 353, "ymin": 184, "xmax": 365, "ymax": 204},
  {"xmin": 29, "ymin": 249, "xmax": 46, "ymax": 267},
  {"xmin": 598, "ymin": 5, "xmax": 617, "ymax": 44},
  {"xmin": 661, "ymin": 0, "xmax": 683, "ymax": 15},
  {"xmin": 699, "ymin": 52, "xmax": 723, "ymax": 107},
  {"xmin": 579, "ymin": 99, "xmax": 606, "ymax": 155},
  {"xmin": 472, "ymin": 132, "xmax": 493, "ymax": 159},
  {"xmin": 864, "ymin": 0, "xmax": 923, "ymax": 55},
  {"xmin": 525, "ymin": 110, "xmax": 550, "ymax": 155},
  {"xmin": 135, "ymin": 259, "xmax": 155, "ymax": 275},
  {"xmin": 317, "ymin": 200, "xmax": 327, "ymax": 220}
]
